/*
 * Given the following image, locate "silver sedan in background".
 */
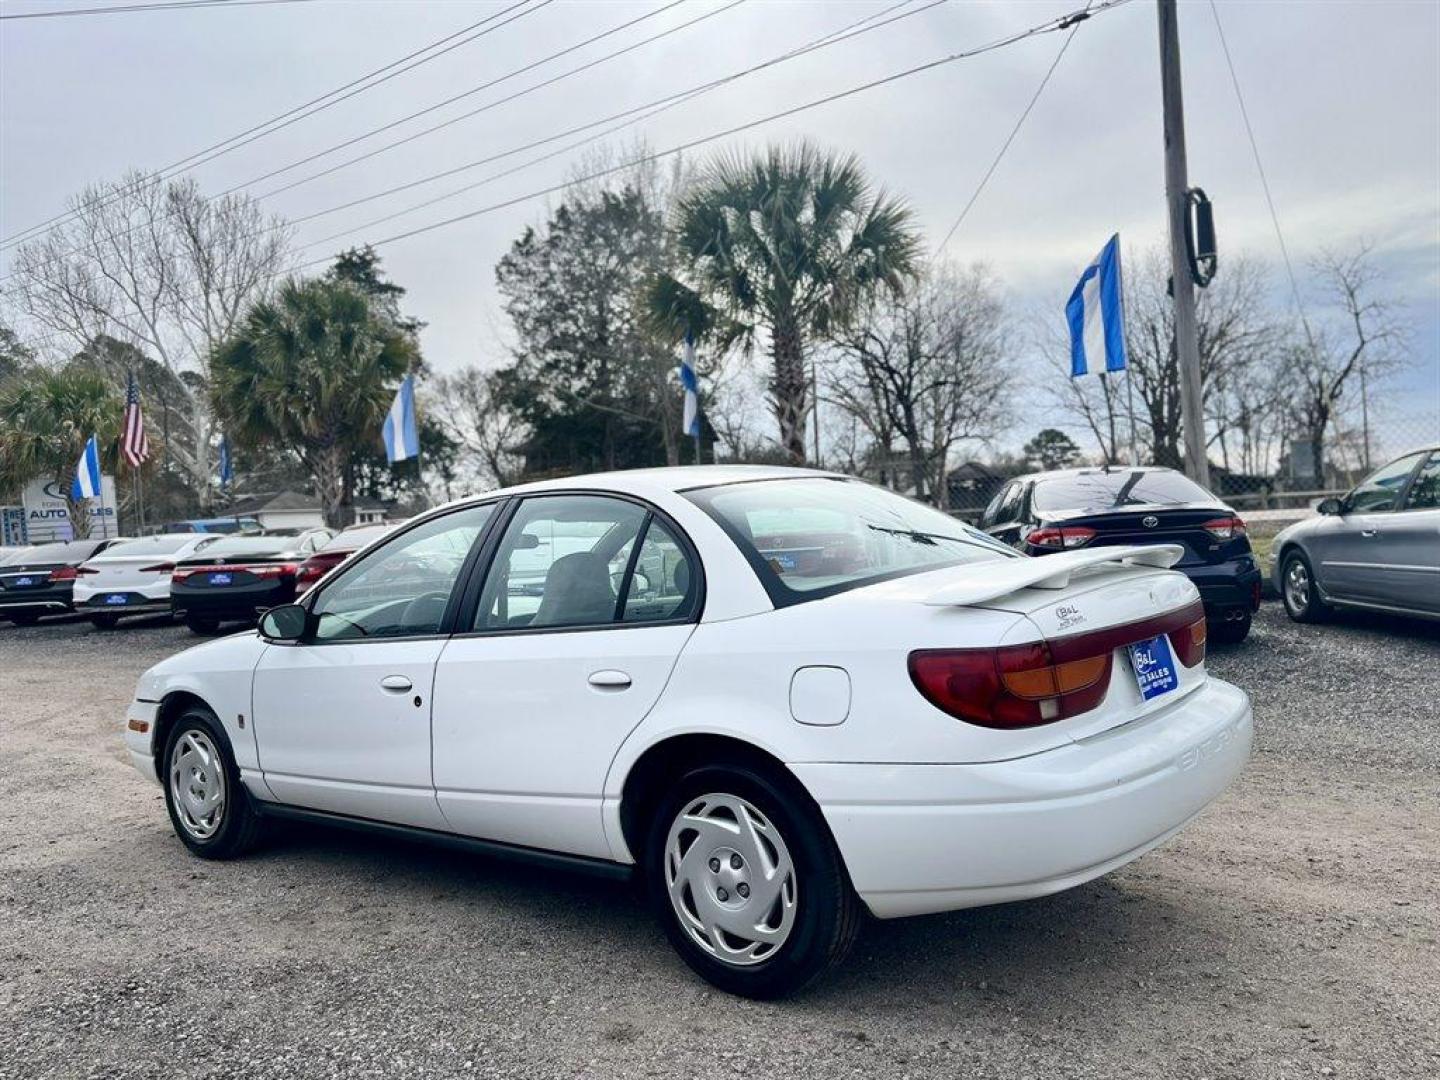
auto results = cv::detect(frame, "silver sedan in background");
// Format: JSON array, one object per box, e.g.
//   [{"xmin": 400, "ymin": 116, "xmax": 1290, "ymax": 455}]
[{"xmin": 1272, "ymin": 445, "xmax": 1440, "ymax": 622}]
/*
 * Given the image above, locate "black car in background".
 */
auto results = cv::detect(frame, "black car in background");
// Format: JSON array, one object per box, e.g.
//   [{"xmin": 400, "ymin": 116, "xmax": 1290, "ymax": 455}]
[
  {"xmin": 0, "ymin": 538, "xmax": 125, "ymax": 625},
  {"xmin": 979, "ymin": 466, "xmax": 1261, "ymax": 643},
  {"xmin": 170, "ymin": 529, "xmax": 331, "ymax": 634}
]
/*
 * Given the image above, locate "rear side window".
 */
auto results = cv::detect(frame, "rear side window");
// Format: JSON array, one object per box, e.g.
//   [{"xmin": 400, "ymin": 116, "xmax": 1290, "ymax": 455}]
[
  {"xmin": 1031, "ymin": 470, "xmax": 1213, "ymax": 513},
  {"xmin": 685, "ymin": 477, "xmax": 1013, "ymax": 606}
]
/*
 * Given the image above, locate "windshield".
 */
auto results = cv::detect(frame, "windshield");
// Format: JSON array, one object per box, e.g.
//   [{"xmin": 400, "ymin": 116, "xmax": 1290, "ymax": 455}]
[
  {"xmin": 685, "ymin": 477, "xmax": 1014, "ymax": 605},
  {"xmin": 1032, "ymin": 470, "xmax": 1214, "ymax": 513}
]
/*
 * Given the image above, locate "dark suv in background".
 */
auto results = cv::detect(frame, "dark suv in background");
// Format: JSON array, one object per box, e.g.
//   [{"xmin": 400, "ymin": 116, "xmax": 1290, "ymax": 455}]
[{"xmin": 979, "ymin": 466, "xmax": 1261, "ymax": 643}]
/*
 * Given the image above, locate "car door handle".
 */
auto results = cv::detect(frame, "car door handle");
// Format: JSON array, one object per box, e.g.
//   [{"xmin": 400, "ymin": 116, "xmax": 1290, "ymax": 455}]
[
  {"xmin": 380, "ymin": 675, "xmax": 413, "ymax": 693},
  {"xmin": 588, "ymin": 670, "xmax": 632, "ymax": 690}
]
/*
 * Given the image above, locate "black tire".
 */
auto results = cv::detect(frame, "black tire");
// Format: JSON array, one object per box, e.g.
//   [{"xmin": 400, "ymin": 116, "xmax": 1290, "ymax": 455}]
[
  {"xmin": 186, "ymin": 615, "xmax": 221, "ymax": 635},
  {"xmin": 643, "ymin": 760, "xmax": 863, "ymax": 999},
  {"xmin": 1280, "ymin": 550, "xmax": 1328, "ymax": 623},
  {"xmin": 160, "ymin": 705, "xmax": 263, "ymax": 859},
  {"xmin": 1209, "ymin": 613, "xmax": 1251, "ymax": 644},
  {"xmin": 90, "ymin": 614, "xmax": 120, "ymax": 630},
  {"xmin": 6, "ymin": 612, "xmax": 40, "ymax": 626}
]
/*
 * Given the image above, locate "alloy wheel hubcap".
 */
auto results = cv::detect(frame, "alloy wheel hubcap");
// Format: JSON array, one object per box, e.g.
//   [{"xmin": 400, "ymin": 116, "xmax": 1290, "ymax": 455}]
[
  {"xmin": 664, "ymin": 793, "xmax": 796, "ymax": 967},
  {"xmin": 1285, "ymin": 561, "xmax": 1310, "ymax": 614},
  {"xmin": 169, "ymin": 730, "xmax": 225, "ymax": 840}
]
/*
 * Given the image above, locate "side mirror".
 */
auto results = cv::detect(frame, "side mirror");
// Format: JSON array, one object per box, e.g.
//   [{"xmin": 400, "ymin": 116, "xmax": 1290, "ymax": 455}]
[
  {"xmin": 1316, "ymin": 497, "xmax": 1344, "ymax": 516},
  {"xmin": 258, "ymin": 603, "xmax": 309, "ymax": 641}
]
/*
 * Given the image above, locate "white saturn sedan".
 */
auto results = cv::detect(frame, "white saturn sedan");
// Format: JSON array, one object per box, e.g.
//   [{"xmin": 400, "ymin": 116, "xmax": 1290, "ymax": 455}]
[
  {"xmin": 75, "ymin": 533, "xmax": 221, "ymax": 629},
  {"xmin": 123, "ymin": 466, "xmax": 1252, "ymax": 998}
]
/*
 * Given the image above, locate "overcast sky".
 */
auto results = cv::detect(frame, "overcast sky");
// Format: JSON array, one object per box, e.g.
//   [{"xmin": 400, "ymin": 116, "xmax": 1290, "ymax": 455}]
[{"xmin": 2, "ymin": 0, "xmax": 1436, "ymax": 456}]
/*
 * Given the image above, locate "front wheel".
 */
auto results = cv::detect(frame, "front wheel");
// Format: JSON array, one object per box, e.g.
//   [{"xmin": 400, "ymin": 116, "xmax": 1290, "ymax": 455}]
[
  {"xmin": 1209, "ymin": 613, "xmax": 1252, "ymax": 644},
  {"xmin": 1281, "ymin": 551, "xmax": 1328, "ymax": 623},
  {"xmin": 185, "ymin": 615, "xmax": 221, "ymax": 635},
  {"xmin": 90, "ymin": 613, "xmax": 120, "ymax": 630},
  {"xmin": 161, "ymin": 706, "xmax": 262, "ymax": 859},
  {"xmin": 6, "ymin": 612, "xmax": 39, "ymax": 626},
  {"xmin": 644, "ymin": 761, "xmax": 863, "ymax": 999}
]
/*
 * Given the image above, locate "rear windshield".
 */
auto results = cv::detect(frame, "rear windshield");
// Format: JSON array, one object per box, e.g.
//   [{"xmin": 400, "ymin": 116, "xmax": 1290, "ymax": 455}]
[
  {"xmin": 14, "ymin": 541, "xmax": 101, "ymax": 563},
  {"xmin": 321, "ymin": 525, "xmax": 393, "ymax": 551},
  {"xmin": 189, "ymin": 536, "xmax": 294, "ymax": 559},
  {"xmin": 1032, "ymin": 470, "xmax": 1214, "ymax": 513},
  {"xmin": 685, "ymin": 477, "xmax": 1015, "ymax": 605},
  {"xmin": 103, "ymin": 535, "xmax": 212, "ymax": 557}
]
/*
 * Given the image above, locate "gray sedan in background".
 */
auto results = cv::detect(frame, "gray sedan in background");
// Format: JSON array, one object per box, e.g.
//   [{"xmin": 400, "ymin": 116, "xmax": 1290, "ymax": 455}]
[{"xmin": 1272, "ymin": 445, "xmax": 1440, "ymax": 622}]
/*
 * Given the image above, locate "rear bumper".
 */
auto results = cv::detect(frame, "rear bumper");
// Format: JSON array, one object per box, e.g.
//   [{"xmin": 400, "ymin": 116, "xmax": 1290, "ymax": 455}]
[
  {"xmin": 0, "ymin": 586, "xmax": 73, "ymax": 615},
  {"xmin": 172, "ymin": 580, "xmax": 293, "ymax": 620},
  {"xmin": 791, "ymin": 677, "xmax": 1252, "ymax": 918},
  {"xmin": 1181, "ymin": 560, "xmax": 1262, "ymax": 615}
]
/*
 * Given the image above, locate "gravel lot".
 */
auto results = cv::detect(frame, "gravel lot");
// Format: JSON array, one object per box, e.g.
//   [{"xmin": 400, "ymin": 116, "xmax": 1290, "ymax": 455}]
[{"xmin": 1, "ymin": 603, "xmax": 1437, "ymax": 1080}]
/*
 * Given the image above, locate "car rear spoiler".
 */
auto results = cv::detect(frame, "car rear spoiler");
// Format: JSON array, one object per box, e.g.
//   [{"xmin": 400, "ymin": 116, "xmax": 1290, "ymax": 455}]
[{"xmin": 925, "ymin": 544, "xmax": 1186, "ymax": 607}]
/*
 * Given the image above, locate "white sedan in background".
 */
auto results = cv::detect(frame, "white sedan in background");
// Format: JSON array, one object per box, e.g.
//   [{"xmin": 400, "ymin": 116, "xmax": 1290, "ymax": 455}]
[
  {"xmin": 123, "ymin": 466, "xmax": 1251, "ymax": 998},
  {"xmin": 76, "ymin": 533, "xmax": 220, "ymax": 628}
]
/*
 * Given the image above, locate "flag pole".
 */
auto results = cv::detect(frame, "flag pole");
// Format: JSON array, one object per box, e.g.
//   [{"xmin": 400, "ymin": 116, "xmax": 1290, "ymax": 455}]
[{"xmin": 1126, "ymin": 367, "xmax": 1140, "ymax": 466}]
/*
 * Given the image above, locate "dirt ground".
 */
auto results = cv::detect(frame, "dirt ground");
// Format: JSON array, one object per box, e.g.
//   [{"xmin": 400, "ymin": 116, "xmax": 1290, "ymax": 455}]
[{"xmin": 1, "ymin": 602, "xmax": 1437, "ymax": 1079}]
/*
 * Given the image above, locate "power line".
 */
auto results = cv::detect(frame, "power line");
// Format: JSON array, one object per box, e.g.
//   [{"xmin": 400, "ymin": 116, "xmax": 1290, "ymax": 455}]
[
  {"xmin": 11, "ymin": 0, "xmax": 1126, "ymax": 355},
  {"xmin": 1207, "ymin": 0, "xmax": 1318, "ymax": 350},
  {"xmin": 934, "ymin": 2, "xmax": 1093, "ymax": 255},
  {"xmin": 0, "ymin": 0, "xmax": 314, "ymax": 20},
  {"xmin": 293, "ymin": 0, "xmax": 1132, "ymax": 266},
  {"xmin": 0, "ymin": 0, "xmax": 546, "ymax": 248},
  {"xmin": 1, "ymin": 0, "xmax": 707, "ymax": 271},
  {"xmin": 230, "ymin": 0, "xmax": 703, "ymax": 201},
  {"xmin": 293, "ymin": 0, "xmax": 937, "ymax": 247}
]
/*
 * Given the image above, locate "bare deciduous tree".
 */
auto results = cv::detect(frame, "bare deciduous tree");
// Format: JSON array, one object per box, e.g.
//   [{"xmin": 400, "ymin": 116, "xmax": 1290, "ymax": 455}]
[
  {"xmin": 7, "ymin": 170, "xmax": 290, "ymax": 499},
  {"xmin": 432, "ymin": 366, "xmax": 529, "ymax": 490},
  {"xmin": 829, "ymin": 264, "xmax": 1012, "ymax": 506}
]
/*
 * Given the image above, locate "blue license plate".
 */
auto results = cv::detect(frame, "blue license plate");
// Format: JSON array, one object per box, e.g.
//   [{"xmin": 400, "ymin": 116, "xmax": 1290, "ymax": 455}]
[
  {"xmin": 104, "ymin": 593, "xmax": 129, "ymax": 605},
  {"xmin": 209, "ymin": 572, "xmax": 233, "ymax": 585},
  {"xmin": 771, "ymin": 553, "xmax": 797, "ymax": 572},
  {"xmin": 1129, "ymin": 634, "xmax": 1179, "ymax": 701},
  {"xmin": 12, "ymin": 576, "xmax": 35, "ymax": 587}
]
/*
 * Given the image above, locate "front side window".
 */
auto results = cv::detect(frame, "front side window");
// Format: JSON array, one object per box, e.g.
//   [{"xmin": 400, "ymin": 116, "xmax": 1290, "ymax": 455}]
[
  {"xmin": 685, "ymin": 477, "xmax": 1015, "ymax": 606},
  {"xmin": 1348, "ymin": 452, "xmax": 1424, "ymax": 514},
  {"xmin": 475, "ymin": 495, "xmax": 650, "ymax": 631},
  {"xmin": 311, "ymin": 504, "xmax": 494, "ymax": 640},
  {"xmin": 1402, "ymin": 452, "xmax": 1440, "ymax": 511}
]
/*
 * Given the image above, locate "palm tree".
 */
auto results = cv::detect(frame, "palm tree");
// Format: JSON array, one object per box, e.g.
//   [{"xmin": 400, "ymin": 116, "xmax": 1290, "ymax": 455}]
[
  {"xmin": 652, "ymin": 142, "xmax": 921, "ymax": 464},
  {"xmin": 0, "ymin": 366, "xmax": 120, "ymax": 538},
  {"xmin": 209, "ymin": 278, "xmax": 417, "ymax": 527}
]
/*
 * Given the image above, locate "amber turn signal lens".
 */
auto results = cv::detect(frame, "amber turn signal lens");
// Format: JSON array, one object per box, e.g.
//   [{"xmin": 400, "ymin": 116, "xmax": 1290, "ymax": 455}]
[{"xmin": 127, "ymin": 718, "xmax": 150, "ymax": 733}]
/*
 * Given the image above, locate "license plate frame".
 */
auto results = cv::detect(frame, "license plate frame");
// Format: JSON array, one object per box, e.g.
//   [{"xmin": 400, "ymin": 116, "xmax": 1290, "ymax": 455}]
[
  {"xmin": 1128, "ymin": 633, "xmax": 1179, "ymax": 701},
  {"xmin": 104, "ymin": 593, "xmax": 130, "ymax": 605},
  {"xmin": 209, "ymin": 572, "xmax": 233, "ymax": 585},
  {"xmin": 12, "ymin": 576, "xmax": 35, "ymax": 587}
]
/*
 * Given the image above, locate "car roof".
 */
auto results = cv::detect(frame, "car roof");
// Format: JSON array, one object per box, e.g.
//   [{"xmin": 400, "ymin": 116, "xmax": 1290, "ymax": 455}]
[{"xmin": 444, "ymin": 465, "xmax": 847, "ymax": 508}]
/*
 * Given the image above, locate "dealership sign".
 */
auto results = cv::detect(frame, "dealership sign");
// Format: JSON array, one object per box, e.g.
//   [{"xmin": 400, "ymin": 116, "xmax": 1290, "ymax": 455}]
[{"xmin": 18, "ymin": 477, "xmax": 119, "ymax": 544}]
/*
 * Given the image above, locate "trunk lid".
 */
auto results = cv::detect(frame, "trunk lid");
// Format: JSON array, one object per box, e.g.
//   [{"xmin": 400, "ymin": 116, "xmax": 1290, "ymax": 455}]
[{"xmin": 1042, "ymin": 505, "xmax": 1243, "ymax": 566}]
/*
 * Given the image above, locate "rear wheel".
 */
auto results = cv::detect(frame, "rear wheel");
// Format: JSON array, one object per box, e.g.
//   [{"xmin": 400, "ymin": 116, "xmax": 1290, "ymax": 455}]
[
  {"xmin": 161, "ymin": 706, "xmax": 262, "ymax": 859},
  {"xmin": 644, "ymin": 760, "xmax": 862, "ymax": 999},
  {"xmin": 6, "ymin": 612, "xmax": 39, "ymax": 626},
  {"xmin": 186, "ymin": 615, "xmax": 221, "ymax": 635},
  {"xmin": 1281, "ymin": 551, "xmax": 1328, "ymax": 623},
  {"xmin": 90, "ymin": 614, "xmax": 120, "ymax": 630}
]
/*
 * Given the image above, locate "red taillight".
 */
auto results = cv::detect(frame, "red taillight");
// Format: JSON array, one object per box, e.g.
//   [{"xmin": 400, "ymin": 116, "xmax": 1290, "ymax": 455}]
[
  {"xmin": 1026, "ymin": 525, "xmax": 1096, "ymax": 550},
  {"xmin": 171, "ymin": 562, "xmax": 296, "ymax": 583},
  {"xmin": 74, "ymin": 565, "xmax": 100, "ymax": 576},
  {"xmin": 1202, "ymin": 516, "xmax": 1246, "ymax": 540},
  {"xmin": 139, "ymin": 562, "xmax": 175, "ymax": 574},
  {"xmin": 250, "ymin": 562, "xmax": 298, "ymax": 579},
  {"xmin": 48, "ymin": 566, "xmax": 78, "ymax": 582},
  {"xmin": 296, "ymin": 554, "xmax": 343, "ymax": 587},
  {"xmin": 910, "ymin": 599, "xmax": 1206, "ymax": 729},
  {"xmin": 909, "ymin": 643, "xmax": 1112, "ymax": 730}
]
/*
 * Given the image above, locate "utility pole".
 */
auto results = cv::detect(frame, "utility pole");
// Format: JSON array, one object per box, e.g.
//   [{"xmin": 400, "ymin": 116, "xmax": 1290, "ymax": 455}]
[{"xmin": 1156, "ymin": 0, "xmax": 1210, "ymax": 488}]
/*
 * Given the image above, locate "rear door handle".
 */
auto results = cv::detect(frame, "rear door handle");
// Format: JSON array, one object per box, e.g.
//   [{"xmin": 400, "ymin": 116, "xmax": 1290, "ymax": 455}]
[
  {"xmin": 380, "ymin": 675, "xmax": 413, "ymax": 692},
  {"xmin": 588, "ymin": 670, "xmax": 632, "ymax": 690}
]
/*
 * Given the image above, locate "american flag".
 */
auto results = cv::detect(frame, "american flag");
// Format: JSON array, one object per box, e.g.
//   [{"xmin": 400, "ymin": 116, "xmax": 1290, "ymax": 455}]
[{"xmin": 121, "ymin": 371, "xmax": 149, "ymax": 468}]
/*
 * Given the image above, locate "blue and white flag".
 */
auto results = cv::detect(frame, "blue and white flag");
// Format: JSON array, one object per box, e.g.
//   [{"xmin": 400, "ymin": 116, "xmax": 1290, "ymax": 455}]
[
  {"xmin": 383, "ymin": 373, "xmax": 420, "ymax": 464},
  {"xmin": 1066, "ymin": 233, "xmax": 1127, "ymax": 376},
  {"xmin": 679, "ymin": 333, "xmax": 700, "ymax": 438},
  {"xmin": 218, "ymin": 436, "xmax": 233, "ymax": 487},
  {"xmin": 71, "ymin": 434, "xmax": 102, "ymax": 501}
]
